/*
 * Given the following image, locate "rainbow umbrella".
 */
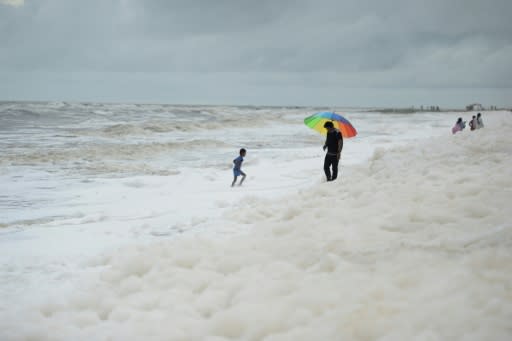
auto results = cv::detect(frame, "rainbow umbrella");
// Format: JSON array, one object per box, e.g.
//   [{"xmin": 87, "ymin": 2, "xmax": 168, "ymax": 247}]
[{"xmin": 304, "ymin": 112, "xmax": 357, "ymax": 138}]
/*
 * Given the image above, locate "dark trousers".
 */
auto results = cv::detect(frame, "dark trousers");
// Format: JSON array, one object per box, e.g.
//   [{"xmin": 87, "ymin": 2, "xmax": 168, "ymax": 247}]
[{"xmin": 324, "ymin": 154, "xmax": 339, "ymax": 181}]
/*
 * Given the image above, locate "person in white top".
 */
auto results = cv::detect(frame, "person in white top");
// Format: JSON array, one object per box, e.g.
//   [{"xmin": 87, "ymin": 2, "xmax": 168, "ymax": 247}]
[
  {"xmin": 469, "ymin": 115, "xmax": 477, "ymax": 131},
  {"xmin": 476, "ymin": 113, "xmax": 484, "ymax": 129}
]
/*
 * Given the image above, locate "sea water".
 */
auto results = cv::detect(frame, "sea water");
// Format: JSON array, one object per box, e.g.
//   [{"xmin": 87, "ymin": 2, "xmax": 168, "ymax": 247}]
[
  {"xmin": 1, "ymin": 102, "xmax": 455, "ymax": 237},
  {"xmin": 2, "ymin": 102, "xmax": 510, "ymax": 340},
  {"xmin": 0, "ymin": 102, "xmax": 462, "ymax": 302},
  {"xmin": 0, "ymin": 102, "xmax": 448, "ymax": 302}
]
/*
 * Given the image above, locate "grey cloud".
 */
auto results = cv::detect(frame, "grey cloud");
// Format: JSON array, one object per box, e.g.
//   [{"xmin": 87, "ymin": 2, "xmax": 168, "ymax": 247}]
[{"xmin": 0, "ymin": 0, "xmax": 511, "ymax": 105}]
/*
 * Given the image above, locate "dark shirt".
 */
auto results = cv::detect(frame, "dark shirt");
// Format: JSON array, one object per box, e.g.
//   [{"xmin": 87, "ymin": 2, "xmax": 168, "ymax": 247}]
[{"xmin": 325, "ymin": 129, "xmax": 343, "ymax": 154}]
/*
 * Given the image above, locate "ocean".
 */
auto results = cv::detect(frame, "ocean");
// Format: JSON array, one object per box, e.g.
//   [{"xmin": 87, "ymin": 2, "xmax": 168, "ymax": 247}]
[
  {"xmin": 0, "ymin": 101, "xmax": 451, "ymax": 233},
  {"xmin": 1, "ymin": 102, "xmax": 511, "ymax": 340}
]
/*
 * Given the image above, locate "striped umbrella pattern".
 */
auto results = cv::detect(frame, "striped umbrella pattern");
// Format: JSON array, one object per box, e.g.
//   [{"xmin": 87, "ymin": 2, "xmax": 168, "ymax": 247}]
[{"xmin": 304, "ymin": 112, "xmax": 357, "ymax": 138}]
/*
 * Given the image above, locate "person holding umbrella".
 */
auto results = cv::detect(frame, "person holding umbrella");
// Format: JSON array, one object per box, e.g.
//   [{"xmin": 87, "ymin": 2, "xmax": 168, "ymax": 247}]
[
  {"xmin": 304, "ymin": 111, "xmax": 355, "ymax": 181},
  {"xmin": 322, "ymin": 121, "xmax": 343, "ymax": 182}
]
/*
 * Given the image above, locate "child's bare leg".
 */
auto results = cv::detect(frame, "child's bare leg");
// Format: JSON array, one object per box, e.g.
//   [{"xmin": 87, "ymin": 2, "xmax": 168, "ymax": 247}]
[
  {"xmin": 239, "ymin": 172, "xmax": 246, "ymax": 186},
  {"xmin": 231, "ymin": 176, "xmax": 238, "ymax": 187}
]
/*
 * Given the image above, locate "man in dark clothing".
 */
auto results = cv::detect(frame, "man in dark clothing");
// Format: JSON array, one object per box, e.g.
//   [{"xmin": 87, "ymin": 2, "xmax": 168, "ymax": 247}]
[{"xmin": 322, "ymin": 121, "xmax": 343, "ymax": 181}]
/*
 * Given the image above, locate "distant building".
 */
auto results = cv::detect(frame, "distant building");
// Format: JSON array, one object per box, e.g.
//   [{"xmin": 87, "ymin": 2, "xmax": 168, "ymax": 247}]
[{"xmin": 466, "ymin": 103, "xmax": 484, "ymax": 111}]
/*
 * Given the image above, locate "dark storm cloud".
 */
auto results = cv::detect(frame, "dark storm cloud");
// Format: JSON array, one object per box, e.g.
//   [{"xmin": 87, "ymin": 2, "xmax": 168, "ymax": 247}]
[{"xmin": 1, "ymin": 0, "xmax": 511, "ymax": 104}]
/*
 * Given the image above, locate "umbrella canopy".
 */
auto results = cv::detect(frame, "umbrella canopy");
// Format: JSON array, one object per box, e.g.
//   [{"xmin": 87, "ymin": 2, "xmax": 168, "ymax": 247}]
[{"xmin": 304, "ymin": 112, "xmax": 357, "ymax": 138}]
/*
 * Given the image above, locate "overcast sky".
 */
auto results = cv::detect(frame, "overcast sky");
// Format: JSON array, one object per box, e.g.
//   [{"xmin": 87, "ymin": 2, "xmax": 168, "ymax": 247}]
[{"xmin": 1, "ymin": 0, "xmax": 511, "ymax": 107}]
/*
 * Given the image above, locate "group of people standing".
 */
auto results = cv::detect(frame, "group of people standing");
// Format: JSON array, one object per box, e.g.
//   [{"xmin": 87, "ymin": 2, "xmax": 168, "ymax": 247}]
[{"xmin": 452, "ymin": 112, "xmax": 484, "ymax": 134}]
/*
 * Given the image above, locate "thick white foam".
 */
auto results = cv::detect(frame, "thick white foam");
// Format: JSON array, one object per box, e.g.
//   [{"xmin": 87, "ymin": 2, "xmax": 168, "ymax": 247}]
[{"xmin": 1, "ymin": 111, "xmax": 510, "ymax": 340}]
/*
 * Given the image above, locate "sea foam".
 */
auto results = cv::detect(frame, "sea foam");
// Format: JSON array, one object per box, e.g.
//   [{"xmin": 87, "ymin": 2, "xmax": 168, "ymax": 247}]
[{"xmin": 1, "ymin": 112, "xmax": 511, "ymax": 340}]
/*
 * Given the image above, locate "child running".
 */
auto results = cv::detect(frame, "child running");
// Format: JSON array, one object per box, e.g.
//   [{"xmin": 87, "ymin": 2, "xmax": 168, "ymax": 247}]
[{"xmin": 231, "ymin": 148, "xmax": 247, "ymax": 187}]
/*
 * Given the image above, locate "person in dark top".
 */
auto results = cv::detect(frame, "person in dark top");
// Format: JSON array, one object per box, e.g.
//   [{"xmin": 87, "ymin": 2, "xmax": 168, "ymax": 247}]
[{"xmin": 322, "ymin": 121, "xmax": 343, "ymax": 181}]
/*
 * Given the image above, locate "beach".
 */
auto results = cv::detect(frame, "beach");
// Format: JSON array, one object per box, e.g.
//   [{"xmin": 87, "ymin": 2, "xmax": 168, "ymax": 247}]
[{"xmin": 1, "ymin": 103, "xmax": 511, "ymax": 340}]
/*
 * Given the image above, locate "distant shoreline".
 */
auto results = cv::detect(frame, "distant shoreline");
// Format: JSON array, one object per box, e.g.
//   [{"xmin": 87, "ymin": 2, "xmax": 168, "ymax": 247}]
[{"xmin": 0, "ymin": 100, "xmax": 510, "ymax": 113}]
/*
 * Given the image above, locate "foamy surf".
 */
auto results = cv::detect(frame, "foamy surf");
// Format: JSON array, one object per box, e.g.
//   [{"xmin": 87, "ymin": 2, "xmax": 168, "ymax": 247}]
[{"xmin": 1, "ymin": 108, "xmax": 510, "ymax": 340}]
